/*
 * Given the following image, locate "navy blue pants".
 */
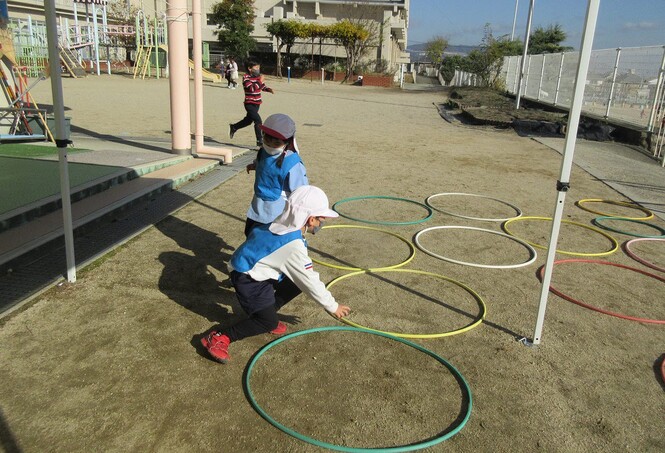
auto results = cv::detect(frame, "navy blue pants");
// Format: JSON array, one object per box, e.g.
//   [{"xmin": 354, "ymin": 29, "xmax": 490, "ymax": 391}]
[
  {"xmin": 223, "ymin": 270, "xmax": 301, "ymax": 342},
  {"xmin": 232, "ymin": 103, "xmax": 262, "ymax": 145}
]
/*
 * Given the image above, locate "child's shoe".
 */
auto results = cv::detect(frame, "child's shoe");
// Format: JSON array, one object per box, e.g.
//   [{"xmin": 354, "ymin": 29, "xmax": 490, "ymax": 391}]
[
  {"xmin": 201, "ymin": 331, "xmax": 231, "ymax": 363},
  {"xmin": 269, "ymin": 321, "xmax": 287, "ymax": 335}
]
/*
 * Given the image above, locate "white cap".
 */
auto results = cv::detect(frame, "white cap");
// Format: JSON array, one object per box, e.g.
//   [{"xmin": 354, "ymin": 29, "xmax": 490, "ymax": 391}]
[
  {"xmin": 260, "ymin": 113, "xmax": 296, "ymax": 140},
  {"xmin": 269, "ymin": 186, "xmax": 339, "ymax": 235}
]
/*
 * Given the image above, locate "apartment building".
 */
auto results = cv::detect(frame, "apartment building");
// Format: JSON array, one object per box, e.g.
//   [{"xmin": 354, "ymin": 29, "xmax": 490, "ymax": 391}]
[{"xmin": 6, "ymin": 0, "xmax": 410, "ymax": 70}]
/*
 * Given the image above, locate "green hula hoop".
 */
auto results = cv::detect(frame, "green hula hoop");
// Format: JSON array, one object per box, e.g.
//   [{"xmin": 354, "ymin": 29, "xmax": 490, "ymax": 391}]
[
  {"xmin": 326, "ymin": 269, "xmax": 486, "ymax": 339},
  {"xmin": 244, "ymin": 326, "xmax": 473, "ymax": 452},
  {"xmin": 592, "ymin": 216, "xmax": 665, "ymax": 238},
  {"xmin": 332, "ymin": 196, "xmax": 434, "ymax": 226},
  {"xmin": 312, "ymin": 224, "xmax": 416, "ymax": 271},
  {"xmin": 501, "ymin": 216, "xmax": 619, "ymax": 257}
]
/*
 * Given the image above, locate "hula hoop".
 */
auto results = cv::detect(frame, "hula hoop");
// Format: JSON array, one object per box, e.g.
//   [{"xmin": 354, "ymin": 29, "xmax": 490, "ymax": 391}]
[
  {"xmin": 414, "ymin": 226, "xmax": 537, "ymax": 269},
  {"xmin": 538, "ymin": 259, "xmax": 665, "ymax": 324},
  {"xmin": 624, "ymin": 238, "xmax": 665, "ymax": 273},
  {"xmin": 244, "ymin": 326, "xmax": 473, "ymax": 452},
  {"xmin": 592, "ymin": 216, "xmax": 665, "ymax": 238},
  {"xmin": 332, "ymin": 196, "xmax": 433, "ymax": 226},
  {"xmin": 425, "ymin": 192, "xmax": 523, "ymax": 222},
  {"xmin": 502, "ymin": 216, "xmax": 619, "ymax": 257},
  {"xmin": 575, "ymin": 199, "xmax": 654, "ymax": 220},
  {"xmin": 326, "ymin": 269, "xmax": 486, "ymax": 339},
  {"xmin": 311, "ymin": 225, "xmax": 416, "ymax": 271}
]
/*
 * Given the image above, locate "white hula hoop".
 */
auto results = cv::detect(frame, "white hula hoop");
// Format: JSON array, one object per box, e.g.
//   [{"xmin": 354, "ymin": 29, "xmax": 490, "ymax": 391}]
[
  {"xmin": 414, "ymin": 226, "xmax": 538, "ymax": 269},
  {"xmin": 426, "ymin": 192, "xmax": 523, "ymax": 222}
]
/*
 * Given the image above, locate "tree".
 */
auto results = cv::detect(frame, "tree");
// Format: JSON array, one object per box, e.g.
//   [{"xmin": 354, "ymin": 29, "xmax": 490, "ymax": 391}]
[
  {"xmin": 425, "ymin": 36, "xmax": 448, "ymax": 71},
  {"xmin": 211, "ymin": 0, "xmax": 256, "ymax": 60},
  {"xmin": 528, "ymin": 24, "xmax": 573, "ymax": 54},
  {"xmin": 329, "ymin": 20, "xmax": 370, "ymax": 82},
  {"xmin": 458, "ymin": 24, "xmax": 523, "ymax": 88},
  {"xmin": 440, "ymin": 55, "xmax": 465, "ymax": 85},
  {"xmin": 265, "ymin": 19, "xmax": 304, "ymax": 77}
]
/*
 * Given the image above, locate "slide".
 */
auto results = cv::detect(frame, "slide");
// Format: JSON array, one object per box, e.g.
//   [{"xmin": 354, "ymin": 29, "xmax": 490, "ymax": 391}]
[{"xmin": 157, "ymin": 45, "xmax": 222, "ymax": 83}]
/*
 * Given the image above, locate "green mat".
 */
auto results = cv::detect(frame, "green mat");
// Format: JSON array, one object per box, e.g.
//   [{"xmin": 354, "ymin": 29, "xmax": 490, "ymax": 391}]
[
  {"xmin": 0, "ymin": 156, "xmax": 125, "ymax": 215},
  {"xmin": 0, "ymin": 143, "xmax": 90, "ymax": 158}
]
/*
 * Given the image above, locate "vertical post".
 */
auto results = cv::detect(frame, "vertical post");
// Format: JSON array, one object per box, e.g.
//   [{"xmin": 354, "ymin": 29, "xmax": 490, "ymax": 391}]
[
  {"xmin": 102, "ymin": 5, "xmax": 110, "ymax": 74},
  {"xmin": 45, "ymin": 0, "xmax": 76, "ymax": 283},
  {"xmin": 166, "ymin": 0, "xmax": 191, "ymax": 154},
  {"xmin": 605, "ymin": 47, "xmax": 621, "ymax": 118},
  {"xmin": 92, "ymin": 2, "xmax": 100, "ymax": 75},
  {"xmin": 511, "ymin": 0, "xmax": 519, "ymax": 41},
  {"xmin": 537, "ymin": 54, "xmax": 546, "ymax": 101},
  {"xmin": 154, "ymin": 16, "xmax": 159, "ymax": 79},
  {"xmin": 530, "ymin": 0, "xmax": 600, "ymax": 346},
  {"xmin": 73, "ymin": 2, "xmax": 80, "ymax": 46},
  {"xmin": 647, "ymin": 45, "xmax": 665, "ymax": 132},
  {"xmin": 321, "ymin": 68, "xmax": 324, "ymax": 85},
  {"xmin": 516, "ymin": 0, "xmax": 534, "ymax": 109},
  {"xmin": 287, "ymin": 66, "xmax": 291, "ymax": 83},
  {"xmin": 554, "ymin": 52, "xmax": 564, "ymax": 105}
]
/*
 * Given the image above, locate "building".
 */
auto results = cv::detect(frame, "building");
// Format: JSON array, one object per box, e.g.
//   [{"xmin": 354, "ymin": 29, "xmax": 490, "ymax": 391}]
[{"xmin": 6, "ymin": 0, "xmax": 410, "ymax": 72}]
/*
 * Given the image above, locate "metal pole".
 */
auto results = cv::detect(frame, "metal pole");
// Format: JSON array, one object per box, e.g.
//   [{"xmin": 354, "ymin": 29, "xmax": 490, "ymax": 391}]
[
  {"xmin": 554, "ymin": 52, "xmax": 564, "ymax": 105},
  {"xmin": 537, "ymin": 54, "xmax": 546, "ymax": 101},
  {"xmin": 528, "ymin": 0, "xmax": 600, "ymax": 346},
  {"xmin": 605, "ymin": 47, "xmax": 621, "ymax": 118},
  {"xmin": 154, "ymin": 16, "xmax": 159, "ymax": 79},
  {"xmin": 103, "ymin": 4, "xmax": 110, "ymax": 75},
  {"xmin": 511, "ymin": 0, "xmax": 519, "ymax": 41},
  {"xmin": 92, "ymin": 2, "xmax": 100, "ymax": 75},
  {"xmin": 166, "ymin": 0, "xmax": 191, "ymax": 154},
  {"xmin": 647, "ymin": 45, "xmax": 665, "ymax": 132},
  {"xmin": 45, "ymin": 0, "xmax": 76, "ymax": 283},
  {"xmin": 516, "ymin": 0, "xmax": 534, "ymax": 109}
]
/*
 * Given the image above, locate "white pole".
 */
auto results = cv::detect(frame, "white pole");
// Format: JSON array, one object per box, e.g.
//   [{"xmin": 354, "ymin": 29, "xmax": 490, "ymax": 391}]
[
  {"xmin": 511, "ymin": 0, "xmax": 519, "ymax": 41},
  {"xmin": 605, "ymin": 47, "xmax": 621, "ymax": 118},
  {"xmin": 92, "ymin": 2, "xmax": 100, "ymax": 75},
  {"xmin": 528, "ymin": 0, "xmax": 600, "ymax": 346},
  {"xmin": 537, "ymin": 54, "xmax": 546, "ymax": 101},
  {"xmin": 45, "ymin": 0, "xmax": 76, "ymax": 283},
  {"xmin": 516, "ymin": 0, "xmax": 534, "ymax": 109},
  {"xmin": 647, "ymin": 46, "xmax": 665, "ymax": 132},
  {"xmin": 103, "ymin": 4, "xmax": 111, "ymax": 75},
  {"xmin": 554, "ymin": 52, "xmax": 565, "ymax": 105}
]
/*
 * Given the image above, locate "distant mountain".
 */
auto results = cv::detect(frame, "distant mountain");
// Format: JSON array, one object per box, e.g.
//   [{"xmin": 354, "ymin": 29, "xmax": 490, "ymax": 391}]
[{"xmin": 407, "ymin": 43, "xmax": 479, "ymax": 56}]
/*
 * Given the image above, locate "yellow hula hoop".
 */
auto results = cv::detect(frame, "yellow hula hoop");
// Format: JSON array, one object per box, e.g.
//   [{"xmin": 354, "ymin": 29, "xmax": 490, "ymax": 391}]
[
  {"xmin": 575, "ymin": 199, "xmax": 654, "ymax": 220},
  {"xmin": 326, "ymin": 269, "xmax": 487, "ymax": 339},
  {"xmin": 311, "ymin": 225, "xmax": 416, "ymax": 271},
  {"xmin": 502, "ymin": 216, "xmax": 619, "ymax": 257}
]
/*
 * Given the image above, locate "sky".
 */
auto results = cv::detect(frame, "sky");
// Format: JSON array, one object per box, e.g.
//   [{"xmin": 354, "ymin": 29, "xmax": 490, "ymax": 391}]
[{"xmin": 407, "ymin": 0, "xmax": 665, "ymax": 50}]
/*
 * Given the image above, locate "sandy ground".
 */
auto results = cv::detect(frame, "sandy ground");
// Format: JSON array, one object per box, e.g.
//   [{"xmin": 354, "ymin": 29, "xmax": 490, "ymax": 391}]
[{"xmin": 1, "ymin": 74, "xmax": 664, "ymax": 452}]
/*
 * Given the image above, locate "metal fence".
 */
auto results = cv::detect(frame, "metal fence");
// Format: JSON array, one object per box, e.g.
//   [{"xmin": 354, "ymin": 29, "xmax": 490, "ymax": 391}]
[{"xmin": 502, "ymin": 45, "xmax": 665, "ymax": 132}]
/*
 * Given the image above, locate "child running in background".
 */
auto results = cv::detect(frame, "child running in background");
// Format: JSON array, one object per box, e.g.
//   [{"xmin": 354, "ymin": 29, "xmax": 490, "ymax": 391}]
[
  {"xmin": 200, "ymin": 185, "xmax": 351, "ymax": 364},
  {"xmin": 229, "ymin": 60, "xmax": 273, "ymax": 148},
  {"xmin": 243, "ymin": 113, "xmax": 308, "ymax": 237}
]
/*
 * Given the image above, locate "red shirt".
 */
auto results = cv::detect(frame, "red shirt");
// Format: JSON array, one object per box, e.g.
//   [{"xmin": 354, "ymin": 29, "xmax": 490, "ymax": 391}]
[{"xmin": 242, "ymin": 73, "xmax": 270, "ymax": 105}]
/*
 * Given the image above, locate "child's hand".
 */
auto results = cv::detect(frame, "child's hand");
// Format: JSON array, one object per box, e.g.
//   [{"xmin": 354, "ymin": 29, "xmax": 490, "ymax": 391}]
[
  {"xmin": 265, "ymin": 87, "xmax": 274, "ymax": 94},
  {"xmin": 333, "ymin": 305, "xmax": 351, "ymax": 319},
  {"xmin": 246, "ymin": 162, "xmax": 256, "ymax": 173}
]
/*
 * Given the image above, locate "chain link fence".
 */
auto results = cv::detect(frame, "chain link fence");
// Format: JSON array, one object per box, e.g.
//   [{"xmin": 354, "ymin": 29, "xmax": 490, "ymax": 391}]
[{"xmin": 502, "ymin": 45, "xmax": 665, "ymax": 133}]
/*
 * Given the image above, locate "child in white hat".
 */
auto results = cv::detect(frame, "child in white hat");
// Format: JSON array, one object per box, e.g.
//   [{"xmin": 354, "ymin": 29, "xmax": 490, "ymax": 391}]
[
  {"xmin": 243, "ymin": 113, "xmax": 308, "ymax": 237},
  {"xmin": 201, "ymin": 185, "xmax": 351, "ymax": 364}
]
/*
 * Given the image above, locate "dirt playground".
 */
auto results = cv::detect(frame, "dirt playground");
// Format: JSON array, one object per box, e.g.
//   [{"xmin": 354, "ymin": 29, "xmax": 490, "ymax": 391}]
[{"xmin": 1, "ymin": 74, "xmax": 664, "ymax": 452}]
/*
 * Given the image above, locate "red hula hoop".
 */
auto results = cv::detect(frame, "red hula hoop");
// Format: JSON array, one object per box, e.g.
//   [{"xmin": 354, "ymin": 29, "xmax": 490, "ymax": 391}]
[{"xmin": 538, "ymin": 259, "xmax": 665, "ymax": 324}]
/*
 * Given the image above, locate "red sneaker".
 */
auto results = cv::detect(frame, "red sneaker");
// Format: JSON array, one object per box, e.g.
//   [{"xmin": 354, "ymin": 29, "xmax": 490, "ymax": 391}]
[
  {"xmin": 201, "ymin": 331, "xmax": 231, "ymax": 363},
  {"xmin": 270, "ymin": 321, "xmax": 287, "ymax": 335}
]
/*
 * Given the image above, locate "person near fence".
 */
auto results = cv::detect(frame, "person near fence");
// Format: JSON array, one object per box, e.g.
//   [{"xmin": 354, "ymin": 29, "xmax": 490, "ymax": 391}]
[
  {"xmin": 229, "ymin": 61, "xmax": 274, "ymax": 148},
  {"xmin": 243, "ymin": 113, "xmax": 308, "ymax": 237},
  {"xmin": 200, "ymin": 185, "xmax": 351, "ymax": 364}
]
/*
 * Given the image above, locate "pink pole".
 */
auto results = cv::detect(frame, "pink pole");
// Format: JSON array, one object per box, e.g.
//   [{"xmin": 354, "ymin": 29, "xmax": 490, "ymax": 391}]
[
  {"xmin": 166, "ymin": 0, "xmax": 191, "ymax": 154},
  {"xmin": 191, "ymin": 0, "xmax": 233, "ymax": 163}
]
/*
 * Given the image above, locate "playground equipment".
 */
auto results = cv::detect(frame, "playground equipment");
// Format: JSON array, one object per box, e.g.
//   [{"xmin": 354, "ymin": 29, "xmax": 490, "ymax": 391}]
[{"xmin": 0, "ymin": 16, "xmax": 52, "ymax": 142}]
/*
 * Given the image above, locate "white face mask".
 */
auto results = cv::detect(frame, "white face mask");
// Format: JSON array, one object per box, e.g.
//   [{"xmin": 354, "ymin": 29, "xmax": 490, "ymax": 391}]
[{"xmin": 263, "ymin": 144, "xmax": 285, "ymax": 156}]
